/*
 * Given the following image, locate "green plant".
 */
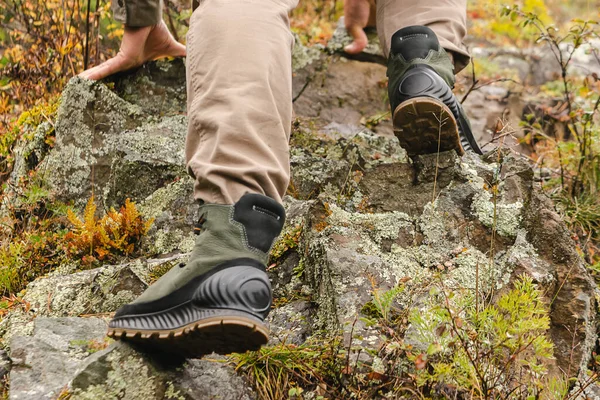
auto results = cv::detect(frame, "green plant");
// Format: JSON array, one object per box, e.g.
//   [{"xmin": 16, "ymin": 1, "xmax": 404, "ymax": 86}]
[
  {"xmin": 231, "ymin": 338, "xmax": 348, "ymax": 400},
  {"xmin": 0, "ymin": 229, "xmax": 63, "ymax": 295},
  {"xmin": 69, "ymin": 337, "xmax": 112, "ymax": 354},
  {"xmin": 0, "ymin": 376, "xmax": 8, "ymax": 400},
  {"xmin": 0, "ymin": 98, "xmax": 59, "ymax": 183},
  {"xmin": 409, "ymin": 275, "xmax": 558, "ymax": 398},
  {"xmin": 520, "ymin": 12, "xmax": 599, "ymax": 194},
  {"xmin": 147, "ymin": 261, "xmax": 176, "ymax": 284},
  {"xmin": 504, "ymin": 7, "xmax": 600, "ymax": 267},
  {"xmin": 360, "ymin": 279, "xmax": 405, "ymax": 327},
  {"xmin": 269, "ymin": 223, "xmax": 304, "ymax": 265},
  {"xmin": 469, "ymin": 0, "xmax": 553, "ymax": 45},
  {"xmin": 0, "ymin": 168, "xmax": 67, "ymax": 295}
]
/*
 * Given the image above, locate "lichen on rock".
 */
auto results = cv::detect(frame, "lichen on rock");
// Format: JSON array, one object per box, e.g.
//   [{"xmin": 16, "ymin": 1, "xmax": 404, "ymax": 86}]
[{"xmin": 72, "ymin": 350, "xmax": 162, "ymax": 400}]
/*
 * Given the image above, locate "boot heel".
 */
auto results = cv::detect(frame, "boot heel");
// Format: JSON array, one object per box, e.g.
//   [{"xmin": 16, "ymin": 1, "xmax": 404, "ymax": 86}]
[
  {"xmin": 393, "ymin": 96, "xmax": 462, "ymax": 156},
  {"xmin": 193, "ymin": 265, "xmax": 273, "ymax": 320}
]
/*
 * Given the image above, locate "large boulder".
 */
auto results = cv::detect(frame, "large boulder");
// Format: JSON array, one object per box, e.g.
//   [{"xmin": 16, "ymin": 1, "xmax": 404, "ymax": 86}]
[
  {"xmin": 298, "ymin": 149, "xmax": 596, "ymax": 376},
  {"xmin": 41, "ymin": 60, "xmax": 189, "ymax": 212}
]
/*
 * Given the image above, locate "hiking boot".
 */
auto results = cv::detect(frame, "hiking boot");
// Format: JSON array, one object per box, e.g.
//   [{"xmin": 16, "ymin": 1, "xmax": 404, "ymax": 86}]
[
  {"xmin": 387, "ymin": 25, "xmax": 483, "ymax": 156},
  {"xmin": 107, "ymin": 193, "xmax": 285, "ymax": 357}
]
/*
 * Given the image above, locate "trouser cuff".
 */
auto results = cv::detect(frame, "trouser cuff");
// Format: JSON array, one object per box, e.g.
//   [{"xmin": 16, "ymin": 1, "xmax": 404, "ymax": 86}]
[{"xmin": 112, "ymin": 0, "xmax": 162, "ymax": 27}]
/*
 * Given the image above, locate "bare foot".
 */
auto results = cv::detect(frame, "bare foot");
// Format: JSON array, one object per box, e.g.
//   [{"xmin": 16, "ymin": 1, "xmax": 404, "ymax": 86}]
[{"xmin": 80, "ymin": 21, "xmax": 186, "ymax": 81}]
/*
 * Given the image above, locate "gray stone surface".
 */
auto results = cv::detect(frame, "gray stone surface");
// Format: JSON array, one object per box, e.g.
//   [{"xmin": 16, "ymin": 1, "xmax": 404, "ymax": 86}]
[
  {"xmin": 301, "ymin": 149, "xmax": 595, "ymax": 377},
  {"xmin": 41, "ymin": 61, "xmax": 189, "ymax": 213},
  {"xmin": 9, "ymin": 317, "xmax": 108, "ymax": 400},
  {"xmin": 69, "ymin": 342, "xmax": 254, "ymax": 399},
  {"xmin": 174, "ymin": 357, "xmax": 256, "ymax": 400},
  {"xmin": 68, "ymin": 343, "xmax": 255, "ymax": 400},
  {"xmin": 9, "ymin": 317, "xmax": 255, "ymax": 400},
  {"xmin": 327, "ymin": 17, "xmax": 385, "ymax": 65}
]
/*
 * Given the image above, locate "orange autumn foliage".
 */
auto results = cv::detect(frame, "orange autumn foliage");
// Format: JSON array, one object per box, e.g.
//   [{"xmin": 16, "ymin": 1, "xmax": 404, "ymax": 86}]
[{"xmin": 65, "ymin": 196, "xmax": 154, "ymax": 263}]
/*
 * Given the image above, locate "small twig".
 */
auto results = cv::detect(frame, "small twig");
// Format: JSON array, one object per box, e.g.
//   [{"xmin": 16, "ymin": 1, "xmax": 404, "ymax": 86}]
[
  {"xmin": 164, "ymin": 0, "xmax": 180, "ymax": 42},
  {"xmin": 83, "ymin": 0, "xmax": 92, "ymax": 70},
  {"xmin": 292, "ymin": 76, "xmax": 312, "ymax": 103},
  {"xmin": 475, "ymin": 260, "xmax": 479, "ymax": 317},
  {"xmin": 567, "ymin": 372, "xmax": 599, "ymax": 400},
  {"xmin": 438, "ymin": 279, "xmax": 487, "ymax": 396},
  {"xmin": 460, "ymin": 59, "xmax": 478, "ymax": 104},
  {"xmin": 345, "ymin": 317, "xmax": 357, "ymax": 374},
  {"xmin": 431, "ymin": 110, "xmax": 445, "ymax": 204}
]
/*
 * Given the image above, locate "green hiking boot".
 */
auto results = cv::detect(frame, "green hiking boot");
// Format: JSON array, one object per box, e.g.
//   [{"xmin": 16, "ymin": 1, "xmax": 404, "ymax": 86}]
[
  {"xmin": 107, "ymin": 193, "xmax": 285, "ymax": 357},
  {"xmin": 387, "ymin": 25, "xmax": 483, "ymax": 156}
]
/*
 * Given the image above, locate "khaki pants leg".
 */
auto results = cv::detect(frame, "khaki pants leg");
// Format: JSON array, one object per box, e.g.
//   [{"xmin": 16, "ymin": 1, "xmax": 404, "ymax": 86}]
[
  {"xmin": 376, "ymin": 0, "xmax": 470, "ymax": 72},
  {"xmin": 185, "ymin": 0, "xmax": 298, "ymax": 205}
]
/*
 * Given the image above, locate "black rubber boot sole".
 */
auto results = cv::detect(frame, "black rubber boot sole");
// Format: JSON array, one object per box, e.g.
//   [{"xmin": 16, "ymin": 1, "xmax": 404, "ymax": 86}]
[
  {"xmin": 107, "ymin": 262, "xmax": 273, "ymax": 358},
  {"xmin": 107, "ymin": 306, "xmax": 268, "ymax": 357},
  {"xmin": 393, "ymin": 96, "xmax": 464, "ymax": 157}
]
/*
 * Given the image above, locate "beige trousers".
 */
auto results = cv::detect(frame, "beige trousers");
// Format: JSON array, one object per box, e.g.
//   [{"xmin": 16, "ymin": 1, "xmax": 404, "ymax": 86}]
[{"xmin": 185, "ymin": 0, "xmax": 469, "ymax": 204}]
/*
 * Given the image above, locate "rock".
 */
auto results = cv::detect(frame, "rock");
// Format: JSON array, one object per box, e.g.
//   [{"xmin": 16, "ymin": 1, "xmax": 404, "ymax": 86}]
[
  {"xmin": 522, "ymin": 188, "xmax": 597, "ymax": 374},
  {"xmin": 0, "ymin": 350, "xmax": 11, "ymax": 380},
  {"xmin": 298, "ymin": 148, "xmax": 595, "ymax": 379},
  {"xmin": 9, "ymin": 317, "xmax": 108, "ymax": 400},
  {"xmin": 41, "ymin": 62, "xmax": 188, "ymax": 212},
  {"xmin": 9, "ymin": 318, "xmax": 255, "ymax": 400},
  {"xmin": 267, "ymin": 197, "xmax": 316, "ymax": 345},
  {"xmin": 289, "ymin": 125, "xmax": 406, "ymax": 200},
  {"xmin": 138, "ymin": 177, "xmax": 199, "ymax": 256},
  {"xmin": 268, "ymin": 300, "xmax": 314, "ymax": 345},
  {"xmin": 290, "ymin": 148, "xmax": 351, "ymax": 200},
  {"xmin": 172, "ymin": 357, "xmax": 256, "ymax": 400},
  {"xmin": 69, "ymin": 342, "xmax": 254, "ymax": 399},
  {"xmin": 292, "ymin": 57, "xmax": 392, "ymax": 138},
  {"xmin": 4, "ymin": 122, "xmax": 54, "ymax": 199},
  {"xmin": 106, "ymin": 59, "xmax": 187, "ymax": 116},
  {"xmin": 292, "ymin": 34, "xmax": 323, "ymax": 72},
  {"xmin": 0, "ymin": 257, "xmax": 186, "ymax": 344},
  {"xmin": 22, "ymin": 264, "xmax": 146, "ymax": 318}
]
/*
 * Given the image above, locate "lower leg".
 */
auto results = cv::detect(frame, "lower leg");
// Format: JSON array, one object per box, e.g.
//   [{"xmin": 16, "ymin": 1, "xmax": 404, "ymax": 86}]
[
  {"xmin": 108, "ymin": 0, "xmax": 299, "ymax": 354},
  {"xmin": 185, "ymin": 0, "xmax": 298, "ymax": 205},
  {"xmin": 379, "ymin": 0, "xmax": 482, "ymax": 155},
  {"xmin": 376, "ymin": 0, "xmax": 469, "ymax": 72}
]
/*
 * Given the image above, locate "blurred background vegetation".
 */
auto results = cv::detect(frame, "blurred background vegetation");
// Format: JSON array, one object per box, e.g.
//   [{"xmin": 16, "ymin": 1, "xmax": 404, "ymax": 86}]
[
  {"xmin": 0, "ymin": 0, "xmax": 599, "ymax": 280},
  {"xmin": 0, "ymin": 0, "xmax": 596, "ymax": 130}
]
